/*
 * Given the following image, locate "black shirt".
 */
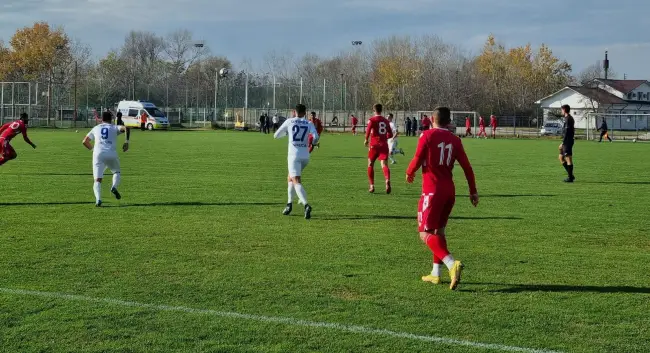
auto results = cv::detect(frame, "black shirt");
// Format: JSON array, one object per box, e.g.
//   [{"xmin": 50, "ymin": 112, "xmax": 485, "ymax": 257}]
[
  {"xmin": 562, "ymin": 114, "xmax": 575, "ymax": 145},
  {"xmin": 600, "ymin": 121, "xmax": 608, "ymax": 131}
]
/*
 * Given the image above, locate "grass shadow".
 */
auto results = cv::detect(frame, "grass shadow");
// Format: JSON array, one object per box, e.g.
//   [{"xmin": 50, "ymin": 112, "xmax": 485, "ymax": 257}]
[
  {"xmin": 315, "ymin": 215, "xmax": 522, "ymax": 221},
  {"xmin": 462, "ymin": 282, "xmax": 650, "ymax": 294},
  {"xmin": 0, "ymin": 201, "xmax": 279, "ymax": 207},
  {"xmin": 582, "ymin": 181, "xmax": 650, "ymax": 185}
]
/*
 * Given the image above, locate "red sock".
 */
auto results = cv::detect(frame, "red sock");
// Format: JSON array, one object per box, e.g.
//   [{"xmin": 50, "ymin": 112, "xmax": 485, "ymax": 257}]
[
  {"xmin": 425, "ymin": 234, "xmax": 450, "ymax": 260},
  {"xmin": 382, "ymin": 165, "xmax": 390, "ymax": 181},
  {"xmin": 367, "ymin": 166, "xmax": 375, "ymax": 185},
  {"xmin": 433, "ymin": 254, "xmax": 442, "ymax": 264}
]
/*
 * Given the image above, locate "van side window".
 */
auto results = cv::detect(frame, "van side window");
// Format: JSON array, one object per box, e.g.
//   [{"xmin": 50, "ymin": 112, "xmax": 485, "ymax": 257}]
[{"xmin": 128, "ymin": 109, "xmax": 138, "ymax": 117}]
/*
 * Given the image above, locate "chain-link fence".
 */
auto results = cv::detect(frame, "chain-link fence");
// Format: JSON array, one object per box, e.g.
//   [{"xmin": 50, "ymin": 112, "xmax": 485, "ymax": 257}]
[{"xmin": 585, "ymin": 113, "xmax": 650, "ymax": 141}]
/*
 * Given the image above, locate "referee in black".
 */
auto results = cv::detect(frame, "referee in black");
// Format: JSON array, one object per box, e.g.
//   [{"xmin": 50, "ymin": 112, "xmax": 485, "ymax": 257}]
[
  {"xmin": 597, "ymin": 118, "xmax": 613, "ymax": 142},
  {"xmin": 559, "ymin": 104, "xmax": 575, "ymax": 182}
]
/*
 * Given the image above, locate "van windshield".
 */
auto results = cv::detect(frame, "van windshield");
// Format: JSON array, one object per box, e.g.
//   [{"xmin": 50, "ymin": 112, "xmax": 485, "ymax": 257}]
[{"xmin": 145, "ymin": 108, "xmax": 166, "ymax": 118}]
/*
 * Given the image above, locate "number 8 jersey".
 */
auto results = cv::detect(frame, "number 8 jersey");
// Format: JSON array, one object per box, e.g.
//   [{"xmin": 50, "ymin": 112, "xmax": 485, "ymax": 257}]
[
  {"xmin": 274, "ymin": 117, "xmax": 319, "ymax": 160},
  {"xmin": 86, "ymin": 123, "xmax": 123, "ymax": 156}
]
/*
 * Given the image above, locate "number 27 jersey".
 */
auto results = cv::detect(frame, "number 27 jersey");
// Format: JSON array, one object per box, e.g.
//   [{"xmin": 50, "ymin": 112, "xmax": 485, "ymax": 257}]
[
  {"xmin": 87, "ymin": 123, "xmax": 123, "ymax": 155},
  {"xmin": 274, "ymin": 118, "xmax": 319, "ymax": 159}
]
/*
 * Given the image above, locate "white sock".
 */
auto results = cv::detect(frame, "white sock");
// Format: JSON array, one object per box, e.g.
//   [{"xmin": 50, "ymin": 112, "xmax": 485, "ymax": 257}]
[
  {"xmin": 294, "ymin": 183, "xmax": 308, "ymax": 205},
  {"xmin": 431, "ymin": 263, "xmax": 441, "ymax": 277},
  {"xmin": 112, "ymin": 173, "xmax": 121, "ymax": 190},
  {"xmin": 287, "ymin": 181, "xmax": 294, "ymax": 204},
  {"xmin": 442, "ymin": 255, "xmax": 456, "ymax": 270},
  {"xmin": 93, "ymin": 182, "xmax": 102, "ymax": 202}
]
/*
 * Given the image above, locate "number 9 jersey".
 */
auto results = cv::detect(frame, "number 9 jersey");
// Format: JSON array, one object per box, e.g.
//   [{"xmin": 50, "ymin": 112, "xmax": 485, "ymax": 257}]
[
  {"xmin": 86, "ymin": 123, "xmax": 123, "ymax": 156},
  {"xmin": 274, "ymin": 117, "xmax": 319, "ymax": 160}
]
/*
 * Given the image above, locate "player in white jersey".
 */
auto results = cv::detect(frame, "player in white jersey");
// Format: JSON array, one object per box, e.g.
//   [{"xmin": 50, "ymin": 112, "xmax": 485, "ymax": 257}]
[
  {"xmin": 82, "ymin": 111, "xmax": 130, "ymax": 207},
  {"xmin": 274, "ymin": 104, "xmax": 319, "ymax": 219},
  {"xmin": 387, "ymin": 114, "xmax": 404, "ymax": 164}
]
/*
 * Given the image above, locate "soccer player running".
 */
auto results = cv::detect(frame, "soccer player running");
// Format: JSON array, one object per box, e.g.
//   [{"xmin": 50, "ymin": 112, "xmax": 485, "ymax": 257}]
[
  {"xmin": 308, "ymin": 112, "xmax": 323, "ymax": 153},
  {"xmin": 0, "ymin": 113, "xmax": 36, "ymax": 166},
  {"xmin": 387, "ymin": 114, "xmax": 404, "ymax": 164},
  {"xmin": 464, "ymin": 116, "xmax": 473, "ymax": 137},
  {"xmin": 490, "ymin": 114, "xmax": 498, "ymax": 138},
  {"xmin": 477, "ymin": 115, "xmax": 487, "ymax": 138},
  {"xmin": 559, "ymin": 104, "xmax": 576, "ymax": 182},
  {"xmin": 350, "ymin": 115, "xmax": 359, "ymax": 136},
  {"xmin": 597, "ymin": 118, "xmax": 612, "ymax": 142},
  {"xmin": 275, "ymin": 104, "xmax": 319, "ymax": 219},
  {"xmin": 365, "ymin": 104, "xmax": 394, "ymax": 194},
  {"xmin": 406, "ymin": 107, "xmax": 479, "ymax": 290},
  {"xmin": 82, "ymin": 111, "xmax": 130, "ymax": 207}
]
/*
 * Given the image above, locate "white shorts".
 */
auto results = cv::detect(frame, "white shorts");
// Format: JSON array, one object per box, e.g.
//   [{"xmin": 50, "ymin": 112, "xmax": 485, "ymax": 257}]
[
  {"xmin": 93, "ymin": 153, "xmax": 120, "ymax": 179},
  {"xmin": 288, "ymin": 157, "xmax": 309, "ymax": 177},
  {"xmin": 389, "ymin": 138, "xmax": 398, "ymax": 150}
]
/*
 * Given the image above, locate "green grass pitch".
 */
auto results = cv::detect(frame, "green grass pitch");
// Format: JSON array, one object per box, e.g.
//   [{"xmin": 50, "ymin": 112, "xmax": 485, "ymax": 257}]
[{"xmin": 1, "ymin": 130, "xmax": 648, "ymax": 353}]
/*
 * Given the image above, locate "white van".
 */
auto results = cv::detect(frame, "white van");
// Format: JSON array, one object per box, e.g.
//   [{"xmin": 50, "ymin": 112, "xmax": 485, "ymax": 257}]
[{"xmin": 116, "ymin": 100, "xmax": 170, "ymax": 130}]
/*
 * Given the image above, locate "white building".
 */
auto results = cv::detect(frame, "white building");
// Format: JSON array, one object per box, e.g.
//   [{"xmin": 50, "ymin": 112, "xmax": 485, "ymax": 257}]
[{"xmin": 536, "ymin": 79, "xmax": 650, "ymax": 130}]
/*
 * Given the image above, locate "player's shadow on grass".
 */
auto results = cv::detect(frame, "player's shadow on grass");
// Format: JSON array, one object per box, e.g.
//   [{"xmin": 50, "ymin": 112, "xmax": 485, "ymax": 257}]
[
  {"xmin": 115, "ymin": 201, "xmax": 279, "ymax": 208},
  {"xmin": 582, "ymin": 181, "xmax": 650, "ymax": 185},
  {"xmin": 0, "ymin": 201, "xmax": 279, "ymax": 207},
  {"xmin": 316, "ymin": 215, "xmax": 522, "ymax": 221},
  {"xmin": 465, "ymin": 283, "xmax": 650, "ymax": 294}
]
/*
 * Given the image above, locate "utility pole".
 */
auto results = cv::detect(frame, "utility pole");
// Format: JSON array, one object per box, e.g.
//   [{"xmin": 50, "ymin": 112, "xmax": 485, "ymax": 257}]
[{"xmin": 74, "ymin": 61, "xmax": 78, "ymax": 128}]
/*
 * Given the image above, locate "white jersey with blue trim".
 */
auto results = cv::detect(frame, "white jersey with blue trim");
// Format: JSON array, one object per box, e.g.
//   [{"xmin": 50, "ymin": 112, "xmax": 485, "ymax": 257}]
[
  {"xmin": 86, "ymin": 123, "xmax": 123, "ymax": 156},
  {"xmin": 274, "ymin": 117, "xmax": 319, "ymax": 160}
]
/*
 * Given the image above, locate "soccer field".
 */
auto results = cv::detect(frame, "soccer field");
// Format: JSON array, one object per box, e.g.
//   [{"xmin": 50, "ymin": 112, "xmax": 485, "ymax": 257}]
[{"xmin": 1, "ymin": 130, "xmax": 648, "ymax": 353}]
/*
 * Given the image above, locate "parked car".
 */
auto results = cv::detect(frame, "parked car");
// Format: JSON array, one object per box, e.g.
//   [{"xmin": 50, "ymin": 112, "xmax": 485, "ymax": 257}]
[{"xmin": 540, "ymin": 122, "xmax": 563, "ymax": 136}]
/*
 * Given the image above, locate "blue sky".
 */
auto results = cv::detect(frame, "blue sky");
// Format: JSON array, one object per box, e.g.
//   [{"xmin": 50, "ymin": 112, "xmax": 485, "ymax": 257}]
[{"xmin": 1, "ymin": 0, "xmax": 649, "ymax": 78}]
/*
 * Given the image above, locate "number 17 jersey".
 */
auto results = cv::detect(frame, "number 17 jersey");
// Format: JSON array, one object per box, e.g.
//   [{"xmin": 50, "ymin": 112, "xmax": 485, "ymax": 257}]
[
  {"xmin": 274, "ymin": 117, "xmax": 319, "ymax": 160},
  {"xmin": 407, "ymin": 127, "xmax": 477, "ymax": 195},
  {"xmin": 86, "ymin": 123, "xmax": 123, "ymax": 156}
]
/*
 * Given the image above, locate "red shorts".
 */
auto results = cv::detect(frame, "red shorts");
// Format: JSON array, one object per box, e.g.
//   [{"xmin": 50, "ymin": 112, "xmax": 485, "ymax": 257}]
[
  {"xmin": 0, "ymin": 139, "xmax": 15, "ymax": 159},
  {"xmin": 418, "ymin": 192, "xmax": 455, "ymax": 232},
  {"xmin": 368, "ymin": 144, "xmax": 389, "ymax": 162}
]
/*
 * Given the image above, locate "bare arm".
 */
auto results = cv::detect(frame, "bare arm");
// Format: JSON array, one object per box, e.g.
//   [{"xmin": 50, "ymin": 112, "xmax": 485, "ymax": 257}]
[
  {"xmin": 82, "ymin": 136, "xmax": 93, "ymax": 150},
  {"xmin": 119, "ymin": 126, "xmax": 130, "ymax": 152},
  {"xmin": 21, "ymin": 125, "xmax": 36, "ymax": 148}
]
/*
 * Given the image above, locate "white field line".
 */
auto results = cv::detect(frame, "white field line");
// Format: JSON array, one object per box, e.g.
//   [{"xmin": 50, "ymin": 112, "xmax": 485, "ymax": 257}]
[{"xmin": 0, "ymin": 287, "xmax": 563, "ymax": 353}]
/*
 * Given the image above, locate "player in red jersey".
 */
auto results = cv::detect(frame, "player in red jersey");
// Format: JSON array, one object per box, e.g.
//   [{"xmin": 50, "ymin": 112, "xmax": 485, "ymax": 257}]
[
  {"xmin": 464, "ymin": 116, "xmax": 472, "ymax": 137},
  {"xmin": 350, "ymin": 114, "xmax": 359, "ymax": 135},
  {"xmin": 0, "ymin": 113, "xmax": 37, "ymax": 166},
  {"xmin": 421, "ymin": 114, "xmax": 431, "ymax": 132},
  {"xmin": 406, "ymin": 107, "xmax": 479, "ymax": 290},
  {"xmin": 308, "ymin": 112, "xmax": 324, "ymax": 153},
  {"xmin": 477, "ymin": 116, "xmax": 487, "ymax": 138},
  {"xmin": 364, "ymin": 104, "xmax": 393, "ymax": 194},
  {"xmin": 490, "ymin": 114, "xmax": 498, "ymax": 138}
]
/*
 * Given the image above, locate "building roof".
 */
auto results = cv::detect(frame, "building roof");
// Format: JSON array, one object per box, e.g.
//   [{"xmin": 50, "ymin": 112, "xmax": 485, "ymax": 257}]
[
  {"xmin": 567, "ymin": 86, "xmax": 627, "ymax": 104},
  {"xmin": 594, "ymin": 79, "xmax": 648, "ymax": 93}
]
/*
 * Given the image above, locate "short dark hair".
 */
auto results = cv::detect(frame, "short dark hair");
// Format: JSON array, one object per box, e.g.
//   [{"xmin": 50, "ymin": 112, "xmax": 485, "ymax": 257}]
[
  {"xmin": 433, "ymin": 107, "xmax": 451, "ymax": 126},
  {"xmin": 373, "ymin": 104, "xmax": 383, "ymax": 114},
  {"xmin": 102, "ymin": 111, "xmax": 113, "ymax": 123},
  {"xmin": 310, "ymin": 111, "xmax": 316, "ymax": 117},
  {"xmin": 387, "ymin": 113, "xmax": 394, "ymax": 118},
  {"xmin": 20, "ymin": 112, "xmax": 28, "ymax": 120},
  {"xmin": 561, "ymin": 104, "xmax": 571, "ymax": 113},
  {"xmin": 295, "ymin": 104, "xmax": 307, "ymax": 116}
]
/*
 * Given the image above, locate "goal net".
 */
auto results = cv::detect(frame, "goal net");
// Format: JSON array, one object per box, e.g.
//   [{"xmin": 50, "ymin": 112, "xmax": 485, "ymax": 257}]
[
  {"xmin": 417, "ymin": 111, "xmax": 478, "ymax": 136},
  {"xmin": 585, "ymin": 112, "xmax": 650, "ymax": 141}
]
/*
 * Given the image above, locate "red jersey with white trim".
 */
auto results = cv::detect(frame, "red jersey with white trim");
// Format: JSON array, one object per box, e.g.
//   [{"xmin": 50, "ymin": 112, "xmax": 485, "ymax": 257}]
[
  {"xmin": 311, "ymin": 117, "xmax": 323, "ymax": 135},
  {"xmin": 407, "ymin": 127, "xmax": 477, "ymax": 195},
  {"xmin": 479, "ymin": 117, "xmax": 486, "ymax": 128},
  {"xmin": 0, "ymin": 120, "xmax": 30, "ymax": 143},
  {"xmin": 490, "ymin": 116, "xmax": 497, "ymax": 127},
  {"xmin": 365, "ymin": 115, "xmax": 393, "ymax": 147}
]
